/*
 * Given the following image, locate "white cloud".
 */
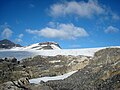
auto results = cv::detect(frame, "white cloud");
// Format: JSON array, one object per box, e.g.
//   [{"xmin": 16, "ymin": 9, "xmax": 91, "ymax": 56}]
[
  {"xmin": 26, "ymin": 29, "xmax": 39, "ymax": 34},
  {"xmin": 49, "ymin": 0, "xmax": 120, "ymax": 20},
  {"xmin": 15, "ymin": 33, "xmax": 24, "ymax": 43},
  {"xmin": 47, "ymin": 22, "xmax": 56, "ymax": 28},
  {"xmin": 1, "ymin": 27, "xmax": 13, "ymax": 39},
  {"xmin": 0, "ymin": 22, "xmax": 10, "ymax": 28},
  {"xmin": 26, "ymin": 23, "xmax": 89, "ymax": 39},
  {"xmin": 49, "ymin": 0, "xmax": 104, "ymax": 18},
  {"xmin": 29, "ymin": 4, "xmax": 35, "ymax": 8},
  {"xmin": 15, "ymin": 38, "xmax": 23, "ymax": 43},
  {"xmin": 18, "ymin": 34, "xmax": 24, "ymax": 38},
  {"xmin": 105, "ymin": 26, "xmax": 119, "ymax": 33},
  {"xmin": 112, "ymin": 13, "xmax": 120, "ymax": 20}
]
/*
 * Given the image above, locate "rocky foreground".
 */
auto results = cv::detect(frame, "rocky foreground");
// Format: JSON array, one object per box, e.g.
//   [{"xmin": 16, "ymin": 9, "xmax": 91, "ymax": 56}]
[{"xmin": 0, "ymin": 48, "xmax": 120, "ymax": 90}]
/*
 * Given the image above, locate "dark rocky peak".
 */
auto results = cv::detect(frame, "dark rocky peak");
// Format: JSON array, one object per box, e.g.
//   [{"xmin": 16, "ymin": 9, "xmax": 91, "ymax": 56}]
[
  {"xmin": 0, "ymin": 39, "xmax": 22, "ymax": 49},
  {"xmin": 0, "ymin": 39, "xmax": 13, "ymax": 44}
]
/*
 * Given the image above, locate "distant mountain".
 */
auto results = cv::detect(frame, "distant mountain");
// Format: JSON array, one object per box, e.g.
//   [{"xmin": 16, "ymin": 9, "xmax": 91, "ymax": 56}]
[
  {"xmin": 0, "ymin": 39, "xmax": 22, "ymax": 49},
  {"xmin": 11, "ymin": 41, "xmax": 61, "ymax": 50},
  {"xmin": 27, "ymin": 42, "xmax": 61, "ymax": 50},
  {"xmin": 0, "ymin": 39, "xmax": 61, "ymax": 50}
]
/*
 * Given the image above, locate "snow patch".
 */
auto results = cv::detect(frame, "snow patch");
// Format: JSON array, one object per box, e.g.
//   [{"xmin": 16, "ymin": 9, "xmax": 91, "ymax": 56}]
[
  {"xmin": 11, "ymin": 42, "xmax": 61, "ymax": 50},
  {"xmin": 29, "ymin": 70, "xmax": 77, "ymax": 84},
  {"xmin": 49, "ymin": 60, "xmax": 61, "ymax": 63}
]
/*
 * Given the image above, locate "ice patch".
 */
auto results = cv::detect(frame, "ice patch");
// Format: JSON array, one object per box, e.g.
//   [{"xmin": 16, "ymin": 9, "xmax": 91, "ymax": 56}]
[{"xmin": 29, "ymin": 70, "xmax": 77, "ymax": 84}]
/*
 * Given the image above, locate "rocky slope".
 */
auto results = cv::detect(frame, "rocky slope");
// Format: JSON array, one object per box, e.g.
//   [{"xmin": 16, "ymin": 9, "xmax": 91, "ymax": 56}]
[
  {"xmin": 21, "ymin": 55, "xmax": 90, "ymax": 78},
  {"xmin": 43, "ymin": 48, "xmax": 120, "ymax": 90},
  {"xmin": 0, "ymin": 55, "xmax": 90, "ymax": 90},
  {"xmin": 0, "ymin": 48, "xmax": 120, "ymax": 90},
  {"xmin": 0, "ymin": 39, "xmax": 22, "ymax": 49}
]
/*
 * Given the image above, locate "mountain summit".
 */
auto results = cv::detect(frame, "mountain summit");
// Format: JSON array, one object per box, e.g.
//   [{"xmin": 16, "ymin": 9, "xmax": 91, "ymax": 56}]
[
  {"xmin": 0, "ymin": 39, "xmax": 22, "ymax": 49},
  {"xmin": 21, "ymin": 42, "xmax": 61, "ymax": 50}
]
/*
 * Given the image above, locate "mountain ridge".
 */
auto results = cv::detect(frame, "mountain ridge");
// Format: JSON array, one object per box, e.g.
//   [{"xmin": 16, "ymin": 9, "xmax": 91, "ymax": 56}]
[
  {"xmin": 0, "ymin": 39, "xmax": 61, "ymax": 50},
  {"xmin": 21, "ymin": 41, "xmax": 61, "ymax": 50}
]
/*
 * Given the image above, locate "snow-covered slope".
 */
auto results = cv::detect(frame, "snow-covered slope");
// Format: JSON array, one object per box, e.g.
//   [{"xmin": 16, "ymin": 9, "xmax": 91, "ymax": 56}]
[
  {"xmin": 25, "ymin": 46, "xmax": 120, "ymax": 57},
  {"xmin": 9, "ymin": 46, "xmax": 120, "ymax": 57},
  {"xmin": 11, "ymin": 42, "xmax": 61, "ymax": 50}
]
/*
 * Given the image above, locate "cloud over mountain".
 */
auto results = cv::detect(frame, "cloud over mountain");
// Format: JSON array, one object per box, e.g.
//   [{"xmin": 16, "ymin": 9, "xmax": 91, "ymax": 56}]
[
  {"xmin": 1, "ymin": 27, "xmax": 13, "ymax": 39},
  {"xmin": 26, "ymin": 23, "xmax": 89, "ymax": 39}
]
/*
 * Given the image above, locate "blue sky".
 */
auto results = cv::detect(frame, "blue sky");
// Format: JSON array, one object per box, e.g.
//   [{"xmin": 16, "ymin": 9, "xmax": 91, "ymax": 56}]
[{"xmin": 0, "ymin": 0, "xmax": 120, "ymax": 49}]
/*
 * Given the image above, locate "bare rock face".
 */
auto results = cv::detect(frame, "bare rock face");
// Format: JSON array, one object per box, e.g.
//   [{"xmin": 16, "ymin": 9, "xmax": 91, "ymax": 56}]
[
  {"xmin": 93, "ymin": 48, "xmax": 120, "ymax": 65},
  {"xmin": 0, "ymin": 77, "xmax": 30, "ymax": 90}
]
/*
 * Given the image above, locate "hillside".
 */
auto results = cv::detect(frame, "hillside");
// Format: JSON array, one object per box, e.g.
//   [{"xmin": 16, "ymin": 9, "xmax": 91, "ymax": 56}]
[
  {"xmin": 0, "ymin": 48, "xmax": 120, "ymax": 90},
  {"xmin": 44, "ymin": 48, "xmax": 120, "ymax": 90}
]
